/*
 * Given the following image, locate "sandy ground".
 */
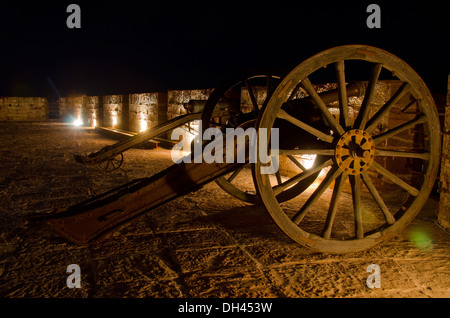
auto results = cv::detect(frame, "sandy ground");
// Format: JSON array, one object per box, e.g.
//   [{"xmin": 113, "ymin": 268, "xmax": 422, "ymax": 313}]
[{"xmin": 0, "ymin": 121, "xmax": 449, "ymax": 298}]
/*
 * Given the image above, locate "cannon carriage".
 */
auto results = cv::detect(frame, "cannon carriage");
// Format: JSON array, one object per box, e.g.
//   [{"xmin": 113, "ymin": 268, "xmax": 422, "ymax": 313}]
[{"xmin": 41, "ymin": 45, "xmax": 441, "ymax": 254}]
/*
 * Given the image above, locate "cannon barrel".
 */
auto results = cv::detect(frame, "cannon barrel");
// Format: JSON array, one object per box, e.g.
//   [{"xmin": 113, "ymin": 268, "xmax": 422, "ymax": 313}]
[
  {"xmin": 185, "ymin": 82, "xmax": 365, "ymax": 113},
  {"xmin": 307, "ymin": 81, "xmax": 364, "ymax": 104}
]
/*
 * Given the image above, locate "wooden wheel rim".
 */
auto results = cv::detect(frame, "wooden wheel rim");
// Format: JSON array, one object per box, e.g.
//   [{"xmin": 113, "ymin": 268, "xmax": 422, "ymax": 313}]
[
  {"xmin": 254, "ymin": 45, "xmax": 441, "ymax": 253},
  {"xmin": 98, "ymin": 152, "xmax": 124, "ymax": 172}
]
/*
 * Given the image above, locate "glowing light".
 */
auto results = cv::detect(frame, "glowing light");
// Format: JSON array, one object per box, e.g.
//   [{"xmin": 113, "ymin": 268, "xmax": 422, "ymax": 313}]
[
  {"xmin": 112, "ymin": 115, "xmax": 118, "ymax": 127},
  {"xmin": 298, "ymin": 154, "xmax": 317, "ymax": 170},
  {"xmin": 93, "ymin": 118, "xmax": 97, "ymax": 127},
  {"xmin": 409, "ymin": 230, "xmax": 433, "ymax": 251},
  {"xmin": 73, "ymin": 117, "xmax": 83, "ymax": 127},
  {"xmin": 140, "ymin": 119, "xmax": 147, "ymax": 132}
]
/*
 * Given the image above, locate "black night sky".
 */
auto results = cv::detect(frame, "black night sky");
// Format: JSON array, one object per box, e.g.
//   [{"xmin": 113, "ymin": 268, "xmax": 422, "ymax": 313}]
[{"xmin": 0, "ymin": 1, "xmax": 449, "ymax": 101}]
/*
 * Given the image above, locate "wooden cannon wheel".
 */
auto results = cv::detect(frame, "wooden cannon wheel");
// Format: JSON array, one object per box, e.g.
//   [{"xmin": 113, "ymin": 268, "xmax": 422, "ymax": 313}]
[
  {"xmin": 200, "ymin": 68, "xmax": 323, "ymax": 203},
  {"xmin": 253, "ymin": 45, "xmax": 441, "ymax": 253},
  {"xmin": 98, "ymin": 152, "xmax": 124, "ymax": 172}
]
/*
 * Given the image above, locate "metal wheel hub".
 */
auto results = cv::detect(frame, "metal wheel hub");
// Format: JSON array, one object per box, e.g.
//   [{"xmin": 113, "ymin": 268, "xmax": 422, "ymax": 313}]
[{"xmin": 335, "ymin": 129, "xmax": 375, "ymax": 175}]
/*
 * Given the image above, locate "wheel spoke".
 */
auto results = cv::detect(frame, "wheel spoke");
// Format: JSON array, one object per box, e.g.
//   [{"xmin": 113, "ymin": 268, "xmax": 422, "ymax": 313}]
[
  {"xmin": 272, "ymin": 158, "xmax": 333, "ymax": 196},
  {"xmin": 277, "ymin": 109, "xmax": 334, "ymax": 143},
  {"xmin": 292, "ymin": 166, "xmax": 342, "ymax": 225},
  {"xmin": 287, "ymin": 82, "xmax": 302, "ymax": 101},
  {"xmin": 370, "ymin": 161, "xmax": 420, "ymax": 196},
  {"xmin": 227, "ymin": 164, "xmax": 245, "ymax": 182},
  {"xmin": 361, "ymin": 172, "xmax": 396, "ymax": 224},
  {"xmin": 354, "ymin": 63, "xmax": 383, "ymax": 130},
  {"xmin": 270, "ymin": 156, "xmax": 282, "ymax": 185},
  {"xmin": 244, "ymin": 80, "xmax": 259, "ymax": 111},
  {"xmin": 365, "ymin": 82, "xmax": 411, "ymax": 133},
  {"xmin": 300, "ymin": 77, "xmax": 345, "ymax": 135},
  {"xmin": 375, "ymin": 149, "xmax": 430, "ymax": 160},
  {"xmin": 275, "ymin": 170, "xmax": 282, "ymax": 185},
  {"xmin": 350, "ymin": 175, "xmax": 364, "ymax": 239},
  {"xmin": 335, "ymin": 60, "xmax": 350, "ymax": 128},
  {"xmin": 261, "ymin": 75, "xmax": 274, "ymax": 110},
  {"xmin": 279, "ymin": 149, "xmax": 335, "ymax": 156},
  {"xmin": 287, "ymin": 154, "xmax": 307, "ymax": 171},
  {"xmin": 373, "ymin": 114, "xmax": 427, "ymax": 144},
  {"xmin": 322, "ymin": 173, "xmax": 346, "ymax": 239},
  {"xmin": 353, "ymin": 159, "xmax": 361, "ymax": 173},
  {"xmin": 400, "ymin": 99, "xmax": 417, "ymax": 113}
]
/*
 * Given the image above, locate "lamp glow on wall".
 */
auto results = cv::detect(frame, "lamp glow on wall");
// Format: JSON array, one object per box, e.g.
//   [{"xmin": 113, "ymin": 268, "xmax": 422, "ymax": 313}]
[
  {"xmin": 140, "ymin": 117, "xmax": 148, "ymax": 132},
  {"xmin": 292, "ymin": 154, "xmax": 327, "ymax": 181},
  {"xmin": 297, "ymin": 154, "xmax": 316, "ymax": 170},
  {"xmin": 73, "ymin": 116, "xmax": 83, "ymax": 127},
  {"xmin": 112, "ymin": 114, "xmax": 118, "ymax": 127}
]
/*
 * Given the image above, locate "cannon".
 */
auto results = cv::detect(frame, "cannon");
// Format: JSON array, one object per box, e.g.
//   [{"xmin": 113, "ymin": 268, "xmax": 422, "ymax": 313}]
[{"xmin": 40, "ymin": 45, "xmax": 441, "ymax": 253}]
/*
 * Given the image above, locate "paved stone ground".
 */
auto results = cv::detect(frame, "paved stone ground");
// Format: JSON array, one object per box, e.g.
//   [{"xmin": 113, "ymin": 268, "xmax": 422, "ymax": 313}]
[{"xmin": 0, "ymin": 122, "xmax": 449, "ymax": 298}]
